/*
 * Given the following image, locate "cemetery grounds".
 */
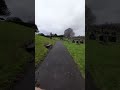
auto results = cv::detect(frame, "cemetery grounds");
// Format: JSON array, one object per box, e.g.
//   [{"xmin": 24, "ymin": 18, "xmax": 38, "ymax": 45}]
[
  {"xmin": 0, "ymin": 21, "xmax": 34, "ymax": 89},
  {"xmin": 86, "ymin": 40, "xmax": 120, "ymax": 90},
  {"xmin": 35, "ymin": 35, "xmax": 85, "ymax": 78}
]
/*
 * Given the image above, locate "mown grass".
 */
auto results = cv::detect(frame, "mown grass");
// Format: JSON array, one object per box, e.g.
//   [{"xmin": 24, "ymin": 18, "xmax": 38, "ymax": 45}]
[
  {"xmin": 86, "ymin": 40, "xmax": 120, "ymax": 90},
  {"xmin": 35, "ymin": 35, "xmax": 55, "ymax": 65},
  {"xmin": 0, "ymin": 21, "xmax": 34, "ymax": 89},
  {"xmin": 64, "ymin": 41, "xmax": 85, "ymax": 78}
]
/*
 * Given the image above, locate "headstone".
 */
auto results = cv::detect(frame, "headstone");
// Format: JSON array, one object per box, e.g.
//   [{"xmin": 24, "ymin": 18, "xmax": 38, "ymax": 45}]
[
  {"xmin": 76, "ymin": 40, "xmax": 79, "ymax": 44},
  {"xmin": 80, "ymin": 40, "xmax": 83, "ymax": 44},
  {"xmin": 72, "ymin": 40, "xmax": 75, "ymax": 43}
]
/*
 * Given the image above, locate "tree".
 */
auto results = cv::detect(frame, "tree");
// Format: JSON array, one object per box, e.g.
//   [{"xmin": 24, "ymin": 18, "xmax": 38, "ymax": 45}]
[
  {"xmin": 6, "ymin": 18, "xmax": 38, "ymax": 32},
  {"xmin": 50, "ymin": 32, "xmax": 52, "ymax": 36},
  {"xmin": 64, "ymin": 28, "xmax": 75, "ymax": 38},
  {"xmin": 40, "ymin": 33, "xmax": 45, "ymax": 36},
  {"xmin": 0, "ymin": 0, "xmax": 10, "ymax": 16},
  {"xmin": 54, "ymin": 33, "xmax": 57, "ymax": 37},
  {"xmin": 50, "ymin": 32, "xmax": 53, "ymax": 39},
  {"xmin": 85, "ymin": 5, "xmax": 96, "ymax": 26}
]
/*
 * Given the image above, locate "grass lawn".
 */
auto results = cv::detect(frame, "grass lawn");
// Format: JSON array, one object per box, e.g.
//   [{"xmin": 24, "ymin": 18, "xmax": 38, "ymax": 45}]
[
  {"xmin": 64, "ymin": 41, "xmax": 85, "ymax": 78},
  {"xmin": 0, "ymin": 21, "xmax": 34, "ymax": 89},
  {"xmin": 86, "ymin": 40, "xmax": 120, "ymax": 90},
  {"xmin": 35, "ymin": 35, "xmax": 55, "ymax": 65}
]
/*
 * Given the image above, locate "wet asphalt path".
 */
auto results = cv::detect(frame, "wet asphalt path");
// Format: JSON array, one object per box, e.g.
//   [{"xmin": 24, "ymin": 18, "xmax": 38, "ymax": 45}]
[{"xmin": 35, "ymin": 41, "xmax": 85, "ymax": 90}]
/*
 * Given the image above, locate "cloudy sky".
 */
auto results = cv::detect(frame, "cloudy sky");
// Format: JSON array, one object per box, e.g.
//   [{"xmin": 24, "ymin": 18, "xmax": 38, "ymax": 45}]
[
  {"xmin": 86, "ymin": 0, "xmax": 120, "ymax": 24},
  {"xmin": 4, "ymin": 0, "xmax": 120, "ymax": 33},
  {"xmin": 5, "ymin": 0, "xmax": 34, "ymax": 22},
  {"xmin": 35, "ymin": 0, "xmax": 85, "ymax": 36}
]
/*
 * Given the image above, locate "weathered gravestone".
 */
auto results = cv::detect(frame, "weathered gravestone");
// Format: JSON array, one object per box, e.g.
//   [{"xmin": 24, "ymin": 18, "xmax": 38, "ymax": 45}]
[
  {"xmin": 76, "ymin": 40, "xmax": 79, "ymax": 44},
  {"xmin": 80, "ymin": 40, "xmax": 84, "ymax": 44},
  {"xmin": 72, "ymin": 40, "xmax": 75, "ymax": 43}
]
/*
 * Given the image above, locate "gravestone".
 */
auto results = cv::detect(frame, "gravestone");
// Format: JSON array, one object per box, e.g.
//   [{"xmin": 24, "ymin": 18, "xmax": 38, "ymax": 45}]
[
  {"xmin": 80, "ymin": 40, "xmax": 83, "ymax": 44},
  {"xmin": 76, "ymin": 40, "xmax": 79, "ymax": 44},
  {"xmin": 72, "ymin": 40, "xmax": 75, "ymax": 43}
]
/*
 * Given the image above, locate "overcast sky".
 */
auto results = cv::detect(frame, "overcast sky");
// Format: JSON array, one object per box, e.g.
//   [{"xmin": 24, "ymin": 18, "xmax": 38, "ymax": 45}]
[
  {"xmin": 86, "ymin": 0, "xmax": 120, "ymax": 24},
  {"xmin": 35, "ymin": 0, "xmax": 85, "ymax": 36},
  {"xmin": 4, "ymin": 0, "xmax": 120, "ymax": 34},
  {"xmin": 5, "ymin": 0, "xmax": 34, "ymax": 22}
]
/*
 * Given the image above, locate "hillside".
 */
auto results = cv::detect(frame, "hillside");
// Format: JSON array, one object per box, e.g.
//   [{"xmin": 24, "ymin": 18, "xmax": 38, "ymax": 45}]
[
  {"xmin": 35, "ymin": 35, "xmax": 55, "ymax": 65},
  {"xmin": 0, "ymin": 21, "xmax": 34, "ymax": 89}
]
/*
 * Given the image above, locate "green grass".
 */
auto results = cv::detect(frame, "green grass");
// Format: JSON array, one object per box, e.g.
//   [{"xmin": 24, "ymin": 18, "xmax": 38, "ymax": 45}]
[
  {"xmin": 0, "ymin": 21, "xmax": 34, "ymax": 89},
  {"xmin": 35, "ymin": 35, "xmax": 55, "ymax": 65},
  {"xmin": 86, "ymin": 40, "xmax": 120, "ymax": 90},
  {"xmin": 64, "ymin": 41, "xmax": 85, "ymax": 78}
]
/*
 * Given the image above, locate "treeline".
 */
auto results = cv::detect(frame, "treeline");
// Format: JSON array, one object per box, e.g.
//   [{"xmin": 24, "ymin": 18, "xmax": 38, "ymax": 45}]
[
  {"xmin": 4, "ymin": 17, "xmax": 38, "ymax": 31},
  {"xmin": 39, "ymin": 33, "xmax": 64, "ymax": 38},
  {"xmin": 0, "ymin": 16, "xmax": 38, "ymax": 32}
]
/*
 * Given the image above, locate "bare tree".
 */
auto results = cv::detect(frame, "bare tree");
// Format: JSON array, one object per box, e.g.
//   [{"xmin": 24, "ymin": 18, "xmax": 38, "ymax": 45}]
[
  {"xmin": 50, "ymin": 32, "xmax": 53, "ymax": 39},
  {"xmin": 64, "ymin": 28, "xmax": 75, "ymax": 38}
]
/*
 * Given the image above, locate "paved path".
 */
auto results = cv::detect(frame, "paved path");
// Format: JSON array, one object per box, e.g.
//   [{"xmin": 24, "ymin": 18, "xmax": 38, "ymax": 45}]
[{"xmin": 35, "ymin": 41, "xmax": 85, "ymax": 90}]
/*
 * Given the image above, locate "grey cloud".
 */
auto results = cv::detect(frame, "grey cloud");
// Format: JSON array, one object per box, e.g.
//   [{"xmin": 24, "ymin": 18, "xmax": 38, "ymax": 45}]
[
  {"xmin": 36, "ymin": 0, "xmax": 85, "ymax": 36},
  {"xmin": 5, "ymin": 0, "xmax": 35, "ymax": 22},
  {"xmin": 86, "ymin": 0, "xmax": 120, "ymax": 24}
]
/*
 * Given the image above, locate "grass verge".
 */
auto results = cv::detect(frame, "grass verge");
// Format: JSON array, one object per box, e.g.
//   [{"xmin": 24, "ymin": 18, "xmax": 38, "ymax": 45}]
[
  {"xmin": 64, "ymin": 41, "xmax": 85, "ymax": 78},
  {"xmin": 0, "ymin": 21, "xmax": 34, "ymax": 89},
  {"xmin": 35, "ymin": 35, "xmax": 55, "ymax": 65}
]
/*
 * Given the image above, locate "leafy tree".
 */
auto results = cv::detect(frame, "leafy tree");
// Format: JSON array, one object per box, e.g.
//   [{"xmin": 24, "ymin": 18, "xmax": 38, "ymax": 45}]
[
  {"xmin": 6, "ymin": 18, "xmax": 38, "ymax": 32},
  {"xmin": 54, "ymin": 33, "xmax": 58, "ymax": 37},
  {"xmin": 40, "ymin": 33, "xmax": 45, "ymax": 36},
  {"xmin": 64, "ymin": 28, "xmax": 75, "ymax": 38},
  {"xmin": 50, "ymin": 32, "xmax": 53, "ymax": 39}
]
